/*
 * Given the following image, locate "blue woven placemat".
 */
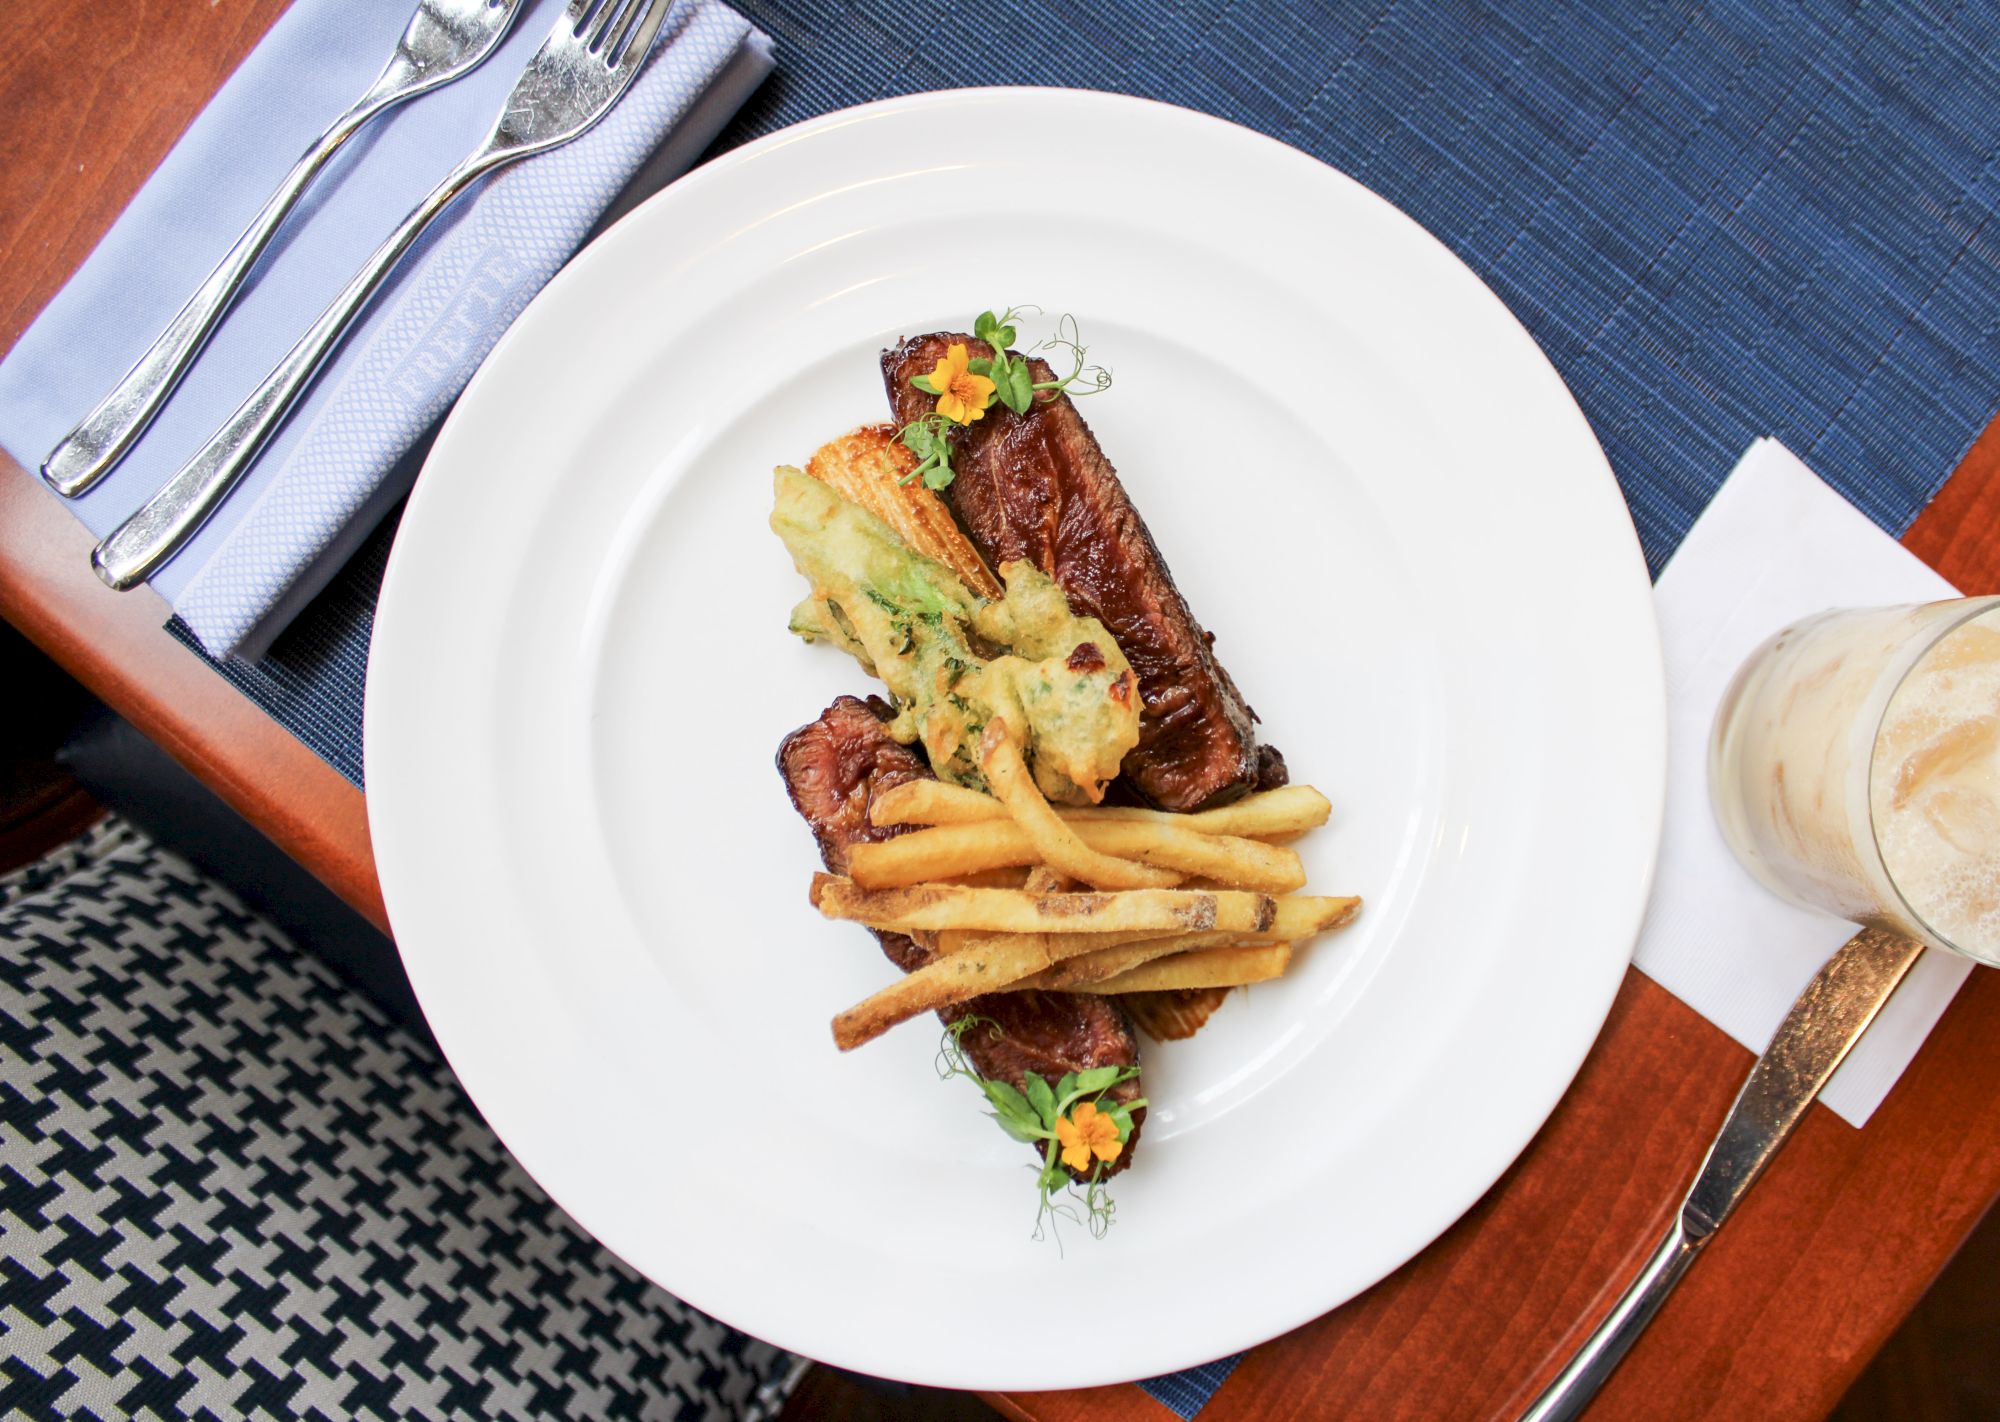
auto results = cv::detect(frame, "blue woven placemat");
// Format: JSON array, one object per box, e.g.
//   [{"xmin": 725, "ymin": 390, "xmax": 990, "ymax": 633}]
[
  {"xmin": 184, "ymin": 0, "xmax": 2000, "ymax": 802},
  {"xmin": 1138, "ymin": 1352, "xmax": 1246, "ymax": 1419},
  {"xmin": 159, "ymin": 4, "xmax": 1999, "ymax": 1409}
]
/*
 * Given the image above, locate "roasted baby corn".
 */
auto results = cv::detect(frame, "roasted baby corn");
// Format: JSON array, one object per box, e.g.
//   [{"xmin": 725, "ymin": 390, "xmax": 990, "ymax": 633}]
[{"xmin": 805, "ymin": 424, "xmax": 1002, "ymax": 598}]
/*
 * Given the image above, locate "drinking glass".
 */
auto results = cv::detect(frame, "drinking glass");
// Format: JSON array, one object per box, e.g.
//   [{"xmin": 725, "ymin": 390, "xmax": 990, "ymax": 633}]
[{"xmin": 1709, "ymin": 595, "xmax": 2000, "ymax": 965}]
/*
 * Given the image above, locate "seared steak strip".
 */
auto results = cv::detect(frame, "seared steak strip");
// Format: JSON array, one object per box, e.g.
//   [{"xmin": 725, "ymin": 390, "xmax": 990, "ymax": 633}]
[
  {"xmin": 778, "ymin": 695, "xmax": 1144, "ymax": 1174},
  {"xmin": 884, "ymin": 333, "xmax": 1280, "ymax": 810}
]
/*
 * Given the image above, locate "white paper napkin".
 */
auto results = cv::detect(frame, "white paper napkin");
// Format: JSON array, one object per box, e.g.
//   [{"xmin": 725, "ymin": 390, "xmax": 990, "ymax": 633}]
[{"xmin": 1637, "ymin": 438, "xmax": 1972, "ymax": 1126}]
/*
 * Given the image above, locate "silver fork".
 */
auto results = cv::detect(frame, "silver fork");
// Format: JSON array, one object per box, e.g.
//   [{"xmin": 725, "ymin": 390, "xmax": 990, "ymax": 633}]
[
  {"xmin": 41, "ymin": 0, "xmax": 525, "ymax": 499},
  {"xmin": 92, "ymin": 0, "xmax": 677, "ymax": 592}
]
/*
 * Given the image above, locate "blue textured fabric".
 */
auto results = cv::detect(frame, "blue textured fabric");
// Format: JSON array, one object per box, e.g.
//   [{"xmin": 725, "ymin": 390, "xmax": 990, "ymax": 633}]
[
  {"xmin": 151, "ymin": 8, "xmax": 1999, "ymax": 1403},
  {"xmin": 1139, "ymin": 1352, "xmax": 1245, "ymax": 1418},
  {"xmin": 168, "ymin": 516, "xmax": 391, "ymax": 789}
]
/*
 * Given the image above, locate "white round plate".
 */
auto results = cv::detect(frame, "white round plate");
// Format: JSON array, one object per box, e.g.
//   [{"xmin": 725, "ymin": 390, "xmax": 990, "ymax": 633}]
[{"xmin": 366, "ymin": 89, "xmax": 1664, "ymax": 1390}]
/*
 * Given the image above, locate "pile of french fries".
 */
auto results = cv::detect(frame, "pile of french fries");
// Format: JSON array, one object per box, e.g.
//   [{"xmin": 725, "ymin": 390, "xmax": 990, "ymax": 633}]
[
  {"xmin": 794, "ymin": 426, "xmax": 1359, "ymax": 1051},
  {"xmin": 815, "ymin": 721, "xmax": 1360, "ymax": 1050}
]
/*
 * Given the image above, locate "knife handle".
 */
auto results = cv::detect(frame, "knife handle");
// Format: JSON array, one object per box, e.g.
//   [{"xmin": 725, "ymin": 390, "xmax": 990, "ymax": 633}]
[
  {"xmin": 1513, "ymin": 926, "xmax": 1924, "ymax": 1422},
  {"xmin": 1514, "ymin": 1222, "xmax": 1704, "ymax": 1422}
]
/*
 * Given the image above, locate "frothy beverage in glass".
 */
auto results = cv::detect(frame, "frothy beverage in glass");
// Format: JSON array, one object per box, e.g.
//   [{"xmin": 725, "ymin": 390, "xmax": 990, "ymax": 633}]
[
  {"xmin": 1710, "ymin": 597, "xmax": 2000, "ymax": 966},
  {"xmin": 1871, "ymin": 609, "xmax": 2000, "ymax": 958}
]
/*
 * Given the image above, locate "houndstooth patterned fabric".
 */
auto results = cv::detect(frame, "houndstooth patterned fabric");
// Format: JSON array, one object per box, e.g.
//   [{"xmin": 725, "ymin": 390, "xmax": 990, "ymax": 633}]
[{"xmin": 0, "ymin": 820, "xmax": 801, "ymax": 1420}]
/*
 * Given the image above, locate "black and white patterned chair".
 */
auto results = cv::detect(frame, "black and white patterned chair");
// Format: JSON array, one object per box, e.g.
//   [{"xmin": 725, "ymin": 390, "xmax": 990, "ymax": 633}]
[{"xmin": 0, "ymin": 818, "xmax": 801, "ymax": 1420}]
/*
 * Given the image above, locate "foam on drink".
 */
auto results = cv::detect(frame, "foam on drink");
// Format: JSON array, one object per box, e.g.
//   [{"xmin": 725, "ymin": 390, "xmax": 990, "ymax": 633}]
[
  {"xmin": 1710, "ymin": 596, "xmax": 2000, "ymax": 965},
  {"xmin": 1869, "ymin": 609, "xmax": 2000, "ymax": 960}
]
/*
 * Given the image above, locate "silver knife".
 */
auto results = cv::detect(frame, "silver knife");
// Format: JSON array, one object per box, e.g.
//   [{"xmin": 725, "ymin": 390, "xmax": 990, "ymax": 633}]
[{"xmin": 1514, "ymin": 925, "xmax": 1924, "ymax": 1422}]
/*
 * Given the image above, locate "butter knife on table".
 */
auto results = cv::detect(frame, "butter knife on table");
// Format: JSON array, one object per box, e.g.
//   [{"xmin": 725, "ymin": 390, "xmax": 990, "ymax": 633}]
[{"xmin": 1515, "ymin": 925, "xmax": 1923, "ymax": 1422}]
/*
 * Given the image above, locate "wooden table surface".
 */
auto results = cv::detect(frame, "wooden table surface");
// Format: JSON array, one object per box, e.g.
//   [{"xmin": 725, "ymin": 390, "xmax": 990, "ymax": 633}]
[{"xmin": 4, "ymin": 6, "xmax": 1998, "ymax": 1419}]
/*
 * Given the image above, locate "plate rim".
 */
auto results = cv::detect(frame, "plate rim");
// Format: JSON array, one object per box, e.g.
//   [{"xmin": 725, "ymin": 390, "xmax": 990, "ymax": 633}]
[{"xmin": 365, "ymin": 84, "xmax": 1667, "ymax": 1389}]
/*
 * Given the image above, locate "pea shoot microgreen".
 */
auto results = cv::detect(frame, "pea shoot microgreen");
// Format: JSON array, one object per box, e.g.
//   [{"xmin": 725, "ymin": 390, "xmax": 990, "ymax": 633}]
[
  {"xmin": 938, "ymin": 1015, "xmax": 1146, "ymax": 1246},
  {"xmin": 897, "ymin": 306, "xmax": 1113, "ymax": 491}
]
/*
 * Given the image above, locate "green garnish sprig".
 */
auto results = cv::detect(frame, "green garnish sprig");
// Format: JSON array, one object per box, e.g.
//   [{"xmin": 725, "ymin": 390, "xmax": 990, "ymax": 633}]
[
  {"xmin": 897, "ymin": 417, "xmax": 958, "ymax": 491},
  {"xmin": 898, "ymin": 306, "xmax": 1112, "ymax": 491},
  {"xmin": 938, "ymin": 1016, "xmax": 1146, "ymax": 1245}
]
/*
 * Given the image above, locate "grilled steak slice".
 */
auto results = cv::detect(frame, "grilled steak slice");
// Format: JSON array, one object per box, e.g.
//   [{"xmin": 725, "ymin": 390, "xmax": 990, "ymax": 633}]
[
  {"xmin": 1125, "ymin": 987, "xmax": 1231, "ymax": 1042},
  {"xmin": 778, "ymin": 696, "xmax": 1143, "ymax": 1173},
  {"xmin": 884, "ymin": 333, "xmax": 1276, "ymax": 810},
  {"xmin": 1255, "ymin": 742, "xmax": 1291, "ymax": 792},
  {"xmin": 778, "ymin": 693, "xmax": 932, "ymax": 875}
]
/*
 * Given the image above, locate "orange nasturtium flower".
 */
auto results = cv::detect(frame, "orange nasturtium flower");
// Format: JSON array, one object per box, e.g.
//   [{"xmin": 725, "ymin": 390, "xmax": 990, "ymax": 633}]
[
  {"xmin": 927, "ymin": 342, "xmax": 998, "ymax": 424},
  {"xmin": 1055, "ymin": 1100, "xmax": 1124, "ymax": 1173}
]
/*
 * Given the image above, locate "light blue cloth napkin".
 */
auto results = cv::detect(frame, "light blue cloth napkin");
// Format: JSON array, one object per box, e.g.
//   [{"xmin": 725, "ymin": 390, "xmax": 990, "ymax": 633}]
[{"xmin": 0, "ymin": 0, "xmax": 771, "ymax": 659}]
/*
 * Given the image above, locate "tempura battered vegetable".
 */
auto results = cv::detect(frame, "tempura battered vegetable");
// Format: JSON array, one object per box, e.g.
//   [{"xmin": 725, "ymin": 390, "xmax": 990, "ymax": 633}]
[{"xmin": 772, "ymin": 466, "xmax": 1140, "ymax": 803}]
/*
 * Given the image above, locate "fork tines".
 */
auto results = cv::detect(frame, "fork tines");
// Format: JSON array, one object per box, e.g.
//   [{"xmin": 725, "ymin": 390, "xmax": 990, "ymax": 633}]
[{"xmin": 576, "ymin": 0, "xmax": 674, "ymax": 65}]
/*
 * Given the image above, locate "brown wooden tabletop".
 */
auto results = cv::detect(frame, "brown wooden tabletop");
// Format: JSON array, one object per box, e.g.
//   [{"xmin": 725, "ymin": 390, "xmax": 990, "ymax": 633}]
[{"xmin": 4, "ymin": 6, "xmax": 1998, "ymax": 1419}]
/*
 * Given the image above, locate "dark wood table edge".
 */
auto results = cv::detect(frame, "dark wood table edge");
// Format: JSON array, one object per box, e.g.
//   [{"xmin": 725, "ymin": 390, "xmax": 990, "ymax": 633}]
[{"xmin": 0, "ymin": 460, "xmax": 387, "ymax": 932}]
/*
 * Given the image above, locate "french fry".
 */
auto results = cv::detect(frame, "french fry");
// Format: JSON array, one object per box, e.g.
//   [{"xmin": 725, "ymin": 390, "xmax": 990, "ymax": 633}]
[
  {"xmin": 940, "ymin": 926, "xmax": 1192, "ymax": 962},
  {"xmin": 1022, "ymin": 865, "xmax": 1076, "ymax": 893},
  {"xmin": 978, "ymin": 722, "xmax": 1179, "ymax": 890},
  {"xmin": 846, "ymin": 822, "xmax": 1036, "ymax": 886},
  {"xmin": 832, "ymin": 935, "xmax": 1059, "ymax": 1049},
  {"xmin": 871, "ymin": 778, "xmax": 1333, "ymax": 841},
  {"xmin": 839, "ymin": 931, "xmax": 1296, "ymax": 1046},
  {"xmin": 1259, "ymin": 893, "xmax": 1361, "ymax": 939},
  {"xmin": 1016, "ymin": 930, "xmax": 1249, "ymax": 990},
  {"xmin": 1081, "ymin": 823, "xmax": 1302, "ymax": 890},
  {"xmin": 940, "ymin": 866, "xmax": 1031, "ymax": 889},
  {"xmin": 834, "ymin": 923, "xmax": 1175, "ymax": 1047},
  {"xmin": 1024, "ymin": 894, "xmax": 1357, "ymax": 986},
  {"xmin": 847, "ymin": 818, "xmax": 1305, "ymax": 892},
  {"xmin": 813, "ymin": 873, "xmax": 1311, "ymax": 936},
  {"xmin": 850, "ymin": 864, "xmax": 1024, "ymax": 952},
  {"xmin": 869, "ymin": 779, "xmax": 1014, "ymax": 828},
  {"xmin": 1085, "ymin": 944, "xmax": 1293, "ymax": 994},
  {"xmin": 813, "ymin": 873, "xmax": 1360, "ymax": 940},
  {"xmin": 1177, "ymin": 787, "xmax": 1332, "ymax": 840}
]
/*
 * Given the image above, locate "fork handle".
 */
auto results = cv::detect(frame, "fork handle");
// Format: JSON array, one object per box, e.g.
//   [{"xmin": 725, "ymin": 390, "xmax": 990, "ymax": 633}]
[
  {"xmin": 91, "ymin": 151, "xmax": 500, "ymax": 592},
  {"xmin": 40, "ymin": 90, "xmax": 396, "ymax": 500}
]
